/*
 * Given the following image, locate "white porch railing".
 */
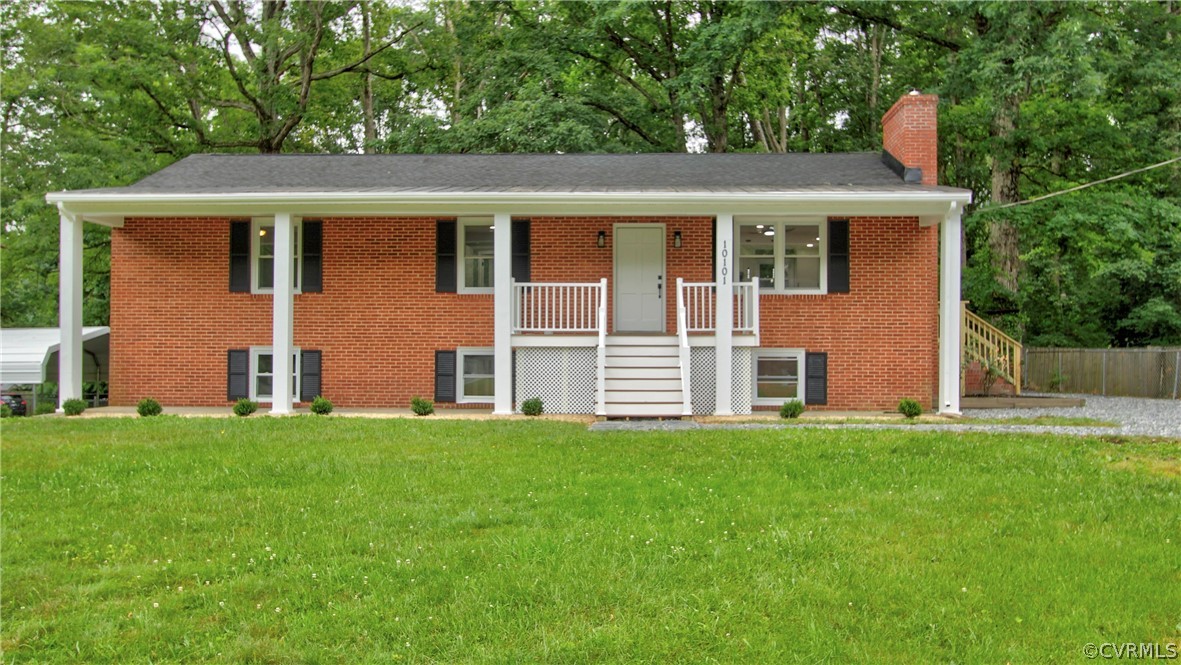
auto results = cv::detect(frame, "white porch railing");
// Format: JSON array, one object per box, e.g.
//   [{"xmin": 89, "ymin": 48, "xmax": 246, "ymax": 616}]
[
  {"xmin": 512, "ymin": 280, "xmax": 606, "ymax": 333},
  {"xmin": 675, "ymin": 279, "xmax": 693, "ymax": 416},
  {"xmin": 733, "ymin": 281, "xmax": 759, "ymax": 334},
  {"xmin": 677, "ymin": 281, "xmax": 759, "ymax": 334},
  {"xmin": 596, "ymin": 280, "xmax": 607, "ymax": 416},
  {"xmin": 680, "ymin": 282, "xmax": 715, "ymax": 332}
]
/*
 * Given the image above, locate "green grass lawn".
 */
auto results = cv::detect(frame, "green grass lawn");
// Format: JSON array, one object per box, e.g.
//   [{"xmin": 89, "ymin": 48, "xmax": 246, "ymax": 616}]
[{"xmin": 2, "ymin": 417, "xmax": 1178, "ymax": 663}]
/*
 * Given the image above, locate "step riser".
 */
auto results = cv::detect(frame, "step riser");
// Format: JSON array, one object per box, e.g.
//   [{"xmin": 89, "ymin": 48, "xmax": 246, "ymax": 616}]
[
  {"xmin": 607, "ymin": 335, "xmax": 679, "ymax": 346},
  {"xmin": 606, "ymin": 390, "xmax": 684, "ymax": 404},
  {"xmin": 604, "ymin": 356, "xmax": 682, "ymax": 368},
  {"xmin": 603, "ymin": 404, "xmax": 688, "ymax": 417},
  {"xmin": 604, "ymin": 367, "xmax": 681, "ymax": 380},
  {"xmin": 605, "ymin": 346, "xmax": 680, "ymax": 357},
  {"xmin": 605, "ymin": 379, "xmax": 683, "ymax": 392}
]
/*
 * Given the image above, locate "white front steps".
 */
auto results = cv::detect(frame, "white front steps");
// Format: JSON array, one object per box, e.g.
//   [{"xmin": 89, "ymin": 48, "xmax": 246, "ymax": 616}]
[{"xmin": 602, "ymin": 335, "xmax": 688, "ymax": 418}]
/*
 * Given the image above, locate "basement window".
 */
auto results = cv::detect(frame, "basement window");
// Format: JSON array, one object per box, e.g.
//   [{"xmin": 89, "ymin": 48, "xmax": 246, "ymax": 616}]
[
  {"xmin": 457, "ymin": 347, "xmax": 494, "ymax": 403},
  {"xmin": 752, "ymin": 349, "xmax": 805, "ymax": 405},
  {"xmin": 250, "ymin": 346, "xmax": 300, "ymax": 403}
]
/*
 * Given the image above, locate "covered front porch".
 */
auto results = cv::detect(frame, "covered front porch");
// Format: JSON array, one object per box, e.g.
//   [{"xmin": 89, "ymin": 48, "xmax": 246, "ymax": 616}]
[{"xmin": 51, "ymin": 193, "xmax": 967, "ymax": 416}]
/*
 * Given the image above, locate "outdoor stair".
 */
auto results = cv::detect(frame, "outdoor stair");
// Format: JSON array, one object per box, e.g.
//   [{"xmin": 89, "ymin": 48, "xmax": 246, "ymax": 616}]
[{"xmin": 603, "ymin": 335, "xmax": 686, "ymax": 418}]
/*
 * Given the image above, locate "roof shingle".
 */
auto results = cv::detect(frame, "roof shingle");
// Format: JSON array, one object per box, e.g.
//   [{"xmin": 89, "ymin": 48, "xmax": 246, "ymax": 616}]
[{"xmin": 77, "ymin": 152, "xmax": 954, "ymax": 195}]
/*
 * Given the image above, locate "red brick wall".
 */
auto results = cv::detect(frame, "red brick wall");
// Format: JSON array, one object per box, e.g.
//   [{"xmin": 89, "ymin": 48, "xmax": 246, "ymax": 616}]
[
  {"xmin": 757, "ymin": 217, "xmax": 939, "ymax": 411},
  {"xmin": 882, "ymin": 93, "xmax": 938, "ymax": 186},
  {"xmin": 110, "ymin": 215, "xmax": 938, "ymax": 410},
  {"xmin": 110, "ymin": 216, "xmax": 492, "ymax": 407},
  {"xmin": 963, "ymin": 361, "xmax": 1017, "ymax": 396}
]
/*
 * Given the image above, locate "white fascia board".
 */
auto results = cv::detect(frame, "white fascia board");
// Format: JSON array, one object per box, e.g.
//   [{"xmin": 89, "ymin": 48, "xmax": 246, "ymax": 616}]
[{"xmin": 48, "ymin": 189, "xmax": 973, "ymax": 222}]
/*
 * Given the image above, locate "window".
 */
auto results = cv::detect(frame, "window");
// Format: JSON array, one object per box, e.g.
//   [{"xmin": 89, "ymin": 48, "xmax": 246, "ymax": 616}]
[
  {"xmin": 459, "ymin": 218, "xmax": 494, "ymax": 293},
  {"xmin": 737, "ymin": 219, "xmax": 826, "ymax": 293},
  {"xmin": 249, "ymin": 346, "xmax": 300, "ymax": 403},
  {"xmin": 457, "ymin": 347, "xmax": 494, "ymax": 403},
  {"xmin": 753, "ymin": 349, "xmax": 805, "ymax": 405},
  {"xmin": 252, "ymin": 218, "xmax": 302, "ymax": 294}
]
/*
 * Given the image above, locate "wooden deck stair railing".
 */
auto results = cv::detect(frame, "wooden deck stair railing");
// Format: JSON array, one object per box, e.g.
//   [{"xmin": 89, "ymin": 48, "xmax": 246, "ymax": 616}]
[{"xmin": 961, "ymin": 302, "xmax": 1023, "ymax": 395}]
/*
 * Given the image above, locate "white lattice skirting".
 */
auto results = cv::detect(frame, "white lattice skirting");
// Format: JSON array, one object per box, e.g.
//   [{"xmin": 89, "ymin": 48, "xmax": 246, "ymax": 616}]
[
  {"xmin": 690, "ymin": 346, "xmax": 752, "ymax": 415},
  {"xmin": 514, "ymin": 347, "xmax": 597, "ymax": 414}
]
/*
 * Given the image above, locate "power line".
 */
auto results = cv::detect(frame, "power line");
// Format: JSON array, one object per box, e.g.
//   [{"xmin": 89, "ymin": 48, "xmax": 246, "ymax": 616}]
[{"xmin": 980, "ymin": 156, "xmax": 1181, "ymax": 212}]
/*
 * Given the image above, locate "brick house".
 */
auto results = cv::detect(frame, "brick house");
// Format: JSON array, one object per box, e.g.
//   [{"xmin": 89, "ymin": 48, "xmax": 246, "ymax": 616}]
[{"xmin": 47, "ymin": 93, "xmax": 971, "ymax": 416}]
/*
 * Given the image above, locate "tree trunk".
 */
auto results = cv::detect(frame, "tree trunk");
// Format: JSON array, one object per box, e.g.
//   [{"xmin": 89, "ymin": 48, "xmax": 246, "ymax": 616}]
[
  {"xmin": 361, "ymin": 0, "xmax": 376, "ymax": 150},
  {"xmin": 988, "ymin": 94, "xmax": 1022, "ymax": 294}
]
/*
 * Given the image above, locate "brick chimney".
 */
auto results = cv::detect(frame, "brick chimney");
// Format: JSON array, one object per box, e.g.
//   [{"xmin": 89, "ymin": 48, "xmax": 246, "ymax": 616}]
[{"xmin": 881, "ymin": 92, "xmax": 938, "ymax": 186}]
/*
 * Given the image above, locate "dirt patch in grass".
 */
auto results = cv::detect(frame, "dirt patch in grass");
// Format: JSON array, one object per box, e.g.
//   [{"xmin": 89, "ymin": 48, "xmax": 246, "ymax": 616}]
[{"xmin": 1111, "ymin": 455, "xmax": 1181, "ymax": 478}]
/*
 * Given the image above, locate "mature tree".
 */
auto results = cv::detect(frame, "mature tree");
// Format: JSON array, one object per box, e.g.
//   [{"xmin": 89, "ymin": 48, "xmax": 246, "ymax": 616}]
[{"xmin": 2, "ymin": 0, "xmax": 1178, "ymax": 349}]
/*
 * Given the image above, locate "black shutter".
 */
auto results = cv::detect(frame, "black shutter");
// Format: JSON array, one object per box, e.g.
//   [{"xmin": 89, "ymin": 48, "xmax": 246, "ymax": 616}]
[
  {"xmin": 302, "ymin": 220, "xmax": 323, "ymax": 293},
  {"xmin": 805, "ymin": 352, "xmax": 828, "ymax": 406},
  {"xmin": 300, "ymin": 350, "xmax": 322, "ymax": 402},
  {"xmin": 511, "ymin": 219, "xmax": 531, "ymax": 283},
  {"xmin": 435, "ymin": 350, "xmax": 456, "ymax": 402},
  {"xmin": 711, "ymin": 218, "xmax": 717, "ymax": 283},
  {"xmin": 828, "ymin": 219, "xmax": 850, "ymax": 294},
  {"xmin": 227, "ymin": 349, "xmax": 249, "ymax": 400},
  {"xmin": 436, "ymin": 221, "xmax": 457, "ymax": 293},
  {"xmin": 230, "ymin": 221, "xmax": 251, "ymax": 292}
]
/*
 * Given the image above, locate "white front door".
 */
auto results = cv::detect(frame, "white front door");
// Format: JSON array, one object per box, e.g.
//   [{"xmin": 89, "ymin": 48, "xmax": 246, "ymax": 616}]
[{"xmin": 614, "ymin": 224, "xmax": 665, "ymax": 332}]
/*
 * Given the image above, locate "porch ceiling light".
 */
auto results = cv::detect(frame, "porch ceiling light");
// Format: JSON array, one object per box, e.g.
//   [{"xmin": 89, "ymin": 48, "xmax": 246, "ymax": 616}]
[{"xmin": 597, "ymin": 230, "xmax": 606, "ymax": 248}]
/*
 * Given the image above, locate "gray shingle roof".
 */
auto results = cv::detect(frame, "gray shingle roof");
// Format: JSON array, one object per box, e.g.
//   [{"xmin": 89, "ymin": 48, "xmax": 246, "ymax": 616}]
[{"xmin": 71, "ymin": 152, "xmax": 959, "ymax": 195}]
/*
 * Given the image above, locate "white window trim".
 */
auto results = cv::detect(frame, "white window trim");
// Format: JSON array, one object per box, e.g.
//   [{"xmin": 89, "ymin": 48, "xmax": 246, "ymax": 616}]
[
  {"xmin": 736, "ymin": 216, "xmax": 827, "ymax": 295},
  {"xmin": 457, "ymin": 346, "xmax": 494, "ymax": 403},
  {"xmin": 752, "ymin": 348, "xmax": 806, "ymax": 406},
  {"xmin": 251, "ymin": 217, "xmax": 303, "ymax": 295},
  {"xmin": 249, "ymin": 346, "xmax": 301, "ymax": 404},
  {"xmin": 457, "ymin": 217, "xmax": 495, "ymax": 295}
]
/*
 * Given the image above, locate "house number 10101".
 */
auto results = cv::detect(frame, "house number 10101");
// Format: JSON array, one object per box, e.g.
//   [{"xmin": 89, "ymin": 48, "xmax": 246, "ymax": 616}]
[{"xmin": 720, "ymin": 242, "xmax": 729, "ymax": 285}]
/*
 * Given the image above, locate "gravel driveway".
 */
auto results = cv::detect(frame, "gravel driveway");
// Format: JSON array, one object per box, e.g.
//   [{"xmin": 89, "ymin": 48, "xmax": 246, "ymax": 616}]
[
  {"xmin": 591, "ymin": 393, "xmax": 1180, "ymax": 438},
  {"xmin": 962, "ymin": 392, "xmax": 1180, "ymax": 438}
]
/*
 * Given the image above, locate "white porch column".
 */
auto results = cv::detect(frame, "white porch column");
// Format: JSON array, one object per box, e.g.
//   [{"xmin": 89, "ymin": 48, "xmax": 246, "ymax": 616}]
[
  {"xmin": 939, "ymin": 203, "xmax": 963, "ymax": 415},
  {"xmin": 714, "ymin": 213, "xmax": 734, "ymax": 415},
  {"xmin": 58, "ymin": 208, "xmax": 84, "ymax": 409},
  {"xmin": 271, "ymin": 213, "xmax": 295, "ymax": 414},
  {"xmin": 493, "ymin": 213, "xmax": 513, "ymax": 414}
]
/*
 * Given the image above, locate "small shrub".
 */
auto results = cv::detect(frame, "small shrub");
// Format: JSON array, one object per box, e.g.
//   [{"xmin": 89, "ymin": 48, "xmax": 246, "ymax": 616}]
[
  {"xmin": 520, "ymin": 397, "xmax": 544, "ymax": 416},
  {"xmin": 898, "ymin": 398, "xmax": 922, "ymax": 419},
  {"xmin": 62, "ymin": 398, "xmax": 87, "ymax": 416},
  {"xmin": 310, "ymin": 396, "xmax": 334, "ymax": 415},
  {"xmin": 137, "ymin": 397, "xmax": 163, "ymax": 417},
  {"xmin": 410, "ymin": 396, "xmax": 434, "ymax": 416},
  {"xmin": 779, "ymin": 399, "xmax": 805, "ymax": 419},
  {"xmin": 233, "ymin": 398, "xmax": 258, "ymax": 417},
  {"xmin": 34, "ymin": 401, "xmax": 56, "ymax": 416},
  {"xmin": 979, "ymin": 355, "xmax": 1009, "ymax": 396},
  {"xmin": 0, "ymin": 404, "xmax": 11, "ymax": 419}
]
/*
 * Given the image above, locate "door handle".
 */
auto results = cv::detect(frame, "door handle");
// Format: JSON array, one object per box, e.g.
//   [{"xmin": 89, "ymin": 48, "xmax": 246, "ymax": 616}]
[{"xmin": 657, "ymin": 275, "xmax": 663, "ymax": 297}]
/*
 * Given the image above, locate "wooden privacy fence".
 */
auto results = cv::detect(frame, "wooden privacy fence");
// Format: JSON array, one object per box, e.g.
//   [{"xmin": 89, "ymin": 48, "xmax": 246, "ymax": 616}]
[{"xmin": 1023, "ymin": 347, "xmax": 1181, "ymax": 399}]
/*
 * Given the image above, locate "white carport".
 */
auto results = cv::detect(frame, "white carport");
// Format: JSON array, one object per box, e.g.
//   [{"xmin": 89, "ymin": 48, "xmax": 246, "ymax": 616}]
[{"xmin": 0, "ymin": 327, "xmax": 110, "ymax": 410}]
